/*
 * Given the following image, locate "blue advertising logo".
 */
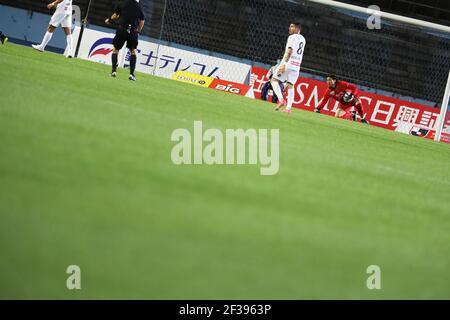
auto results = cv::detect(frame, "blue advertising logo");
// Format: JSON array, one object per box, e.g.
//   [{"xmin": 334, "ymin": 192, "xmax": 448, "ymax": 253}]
[{"xmin": 88, "ymin": 37, "xmax": 113, "ymax": 58}]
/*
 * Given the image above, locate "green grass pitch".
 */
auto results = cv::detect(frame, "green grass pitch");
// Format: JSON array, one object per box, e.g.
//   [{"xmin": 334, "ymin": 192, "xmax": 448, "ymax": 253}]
[{"xmin": 0, "ymin": 43, "xmax": 449, "ymax": 299}]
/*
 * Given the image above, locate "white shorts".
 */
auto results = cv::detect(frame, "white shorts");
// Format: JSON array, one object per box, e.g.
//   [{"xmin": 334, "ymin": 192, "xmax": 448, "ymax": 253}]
[
  {"xmin": 273, "ymin": 68, "xmax": 300, "ymax": 85},
  {"xmin": 49, "ymin": 13, "xmax": 72, "ymax": 28}
]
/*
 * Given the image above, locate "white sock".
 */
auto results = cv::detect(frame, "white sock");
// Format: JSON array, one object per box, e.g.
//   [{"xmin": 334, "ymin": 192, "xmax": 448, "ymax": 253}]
[
  {"xmin": 286, "ymin": 87, "xmax": 294, "ymax": 110},
  {"xmin": 271, "ymin": 80, "xmax": 284, "ymax": 102},
  {"xmin": 66, "ymin": 34, "xmax": 73, "ymax": 56},
  {"xmin": 40, "ymin": 31, "xmax": 53, "ymax": 49}
]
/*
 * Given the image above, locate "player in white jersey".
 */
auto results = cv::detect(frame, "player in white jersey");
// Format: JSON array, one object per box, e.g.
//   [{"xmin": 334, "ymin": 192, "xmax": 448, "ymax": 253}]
[
  {"xmin": 32, "ymin": 1, "xmax": 74, "ymax": 58},
  {"xmin": 272, "ymin": 22, "xmax": 306, "ymax": 114}
]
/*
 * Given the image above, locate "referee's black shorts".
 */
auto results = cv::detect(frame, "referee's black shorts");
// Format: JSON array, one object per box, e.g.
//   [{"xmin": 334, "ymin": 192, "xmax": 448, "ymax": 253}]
[{"xmin": 113, "ymin": 28, "xmax": 139, "ymax": 51}]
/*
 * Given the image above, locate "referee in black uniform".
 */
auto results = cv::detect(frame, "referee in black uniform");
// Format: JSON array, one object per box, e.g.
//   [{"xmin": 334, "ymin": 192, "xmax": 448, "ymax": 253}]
[{"xmin": 105, "ymin": 0, "xmax": 145, "ymax": 81}]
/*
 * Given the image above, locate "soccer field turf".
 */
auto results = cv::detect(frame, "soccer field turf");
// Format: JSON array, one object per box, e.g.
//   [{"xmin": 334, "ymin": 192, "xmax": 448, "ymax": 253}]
[{"xmin": 0, "ymin": 43, "xmax": 449, "ymax": 299}]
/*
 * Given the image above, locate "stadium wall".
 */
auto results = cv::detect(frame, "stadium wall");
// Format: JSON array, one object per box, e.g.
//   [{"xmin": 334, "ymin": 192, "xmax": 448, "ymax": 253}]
[{"xmin": 0, "ymin": 4, "xmax": 67, "ymax": 53}]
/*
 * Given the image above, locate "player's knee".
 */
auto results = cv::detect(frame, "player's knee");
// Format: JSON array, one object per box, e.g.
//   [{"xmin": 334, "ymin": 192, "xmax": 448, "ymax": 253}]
[
  {"xmin": 131, "ymin": 49, "xmax": 137, "ymax": 55},
  {"xmin": 48, "ymin": 25, "xmax": 55, "ymax": 33}
]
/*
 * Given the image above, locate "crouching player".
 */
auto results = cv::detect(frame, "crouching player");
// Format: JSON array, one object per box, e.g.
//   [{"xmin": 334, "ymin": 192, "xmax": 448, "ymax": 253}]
[
  {"xmin": 261, "ymin": 60, "xmax": 285, "ymax": 103},
  {"xmin": 315, "ymin": 75, "xmax": 369, "ymax": 124}
]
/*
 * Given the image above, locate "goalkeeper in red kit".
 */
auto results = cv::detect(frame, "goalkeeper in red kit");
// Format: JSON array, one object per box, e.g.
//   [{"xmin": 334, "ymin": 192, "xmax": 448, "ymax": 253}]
[{"xmin": 315, "ymin": 75, "xmax": 369, "ymax": 124}]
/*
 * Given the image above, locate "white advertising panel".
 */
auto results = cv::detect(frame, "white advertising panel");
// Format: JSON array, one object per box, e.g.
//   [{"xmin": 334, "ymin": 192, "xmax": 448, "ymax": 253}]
[{"xmin": 73, "ymin": 27, "xmax": 250, "ymax": 83}]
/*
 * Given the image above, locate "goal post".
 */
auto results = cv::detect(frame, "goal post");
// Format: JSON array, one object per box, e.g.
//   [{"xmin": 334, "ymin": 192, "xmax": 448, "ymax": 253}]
[{"xmin": 435, "ymin": 70, "xmax": 450, "ymax": 143}]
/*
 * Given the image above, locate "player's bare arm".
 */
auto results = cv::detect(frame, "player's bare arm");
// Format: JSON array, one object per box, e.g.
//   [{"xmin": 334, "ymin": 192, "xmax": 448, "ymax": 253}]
[
  {"xmin": 105, "ymin": 13, "xmax": 120, "ymax": 24},
  {"xmin": 279, "ymin": 47, "xmax": 293, "ymax": 74},
  {"xmin": 47, "ymin": 0, "xmax": 63, "ymax": 10},
  {"xmin": 137, "ymin": 20, "xmax": 145, "ymax": 34}
]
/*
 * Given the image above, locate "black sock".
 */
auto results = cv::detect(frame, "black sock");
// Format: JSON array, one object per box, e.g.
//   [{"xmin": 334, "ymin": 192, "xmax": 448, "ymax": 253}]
[
  {"xmin": 130, "ymin": 54, "xmax": 136, "ymax": 75},
  {"xmin": 112, "ymin": 53, "xmax": 118, "ymax": 72}
]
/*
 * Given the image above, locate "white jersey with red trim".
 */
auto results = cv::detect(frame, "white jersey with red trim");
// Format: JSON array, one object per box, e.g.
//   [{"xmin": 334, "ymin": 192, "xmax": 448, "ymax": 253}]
[{"xmin": 285, "ymin": 33, "xmax": 306, "ymax": 71}]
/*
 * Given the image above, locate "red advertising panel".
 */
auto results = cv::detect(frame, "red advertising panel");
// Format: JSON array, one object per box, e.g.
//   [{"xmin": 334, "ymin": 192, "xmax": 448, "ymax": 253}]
[
  {"xmin": 209, "ymin": 79, "xmax": 254, "ymax": 97},
  {"xmin": 250, "ymin": 66, "xmax": 442, "ymax": 141},
  {"xmin": 439, "ymin": 111, "xmax": 450, "ymax": 143}
]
